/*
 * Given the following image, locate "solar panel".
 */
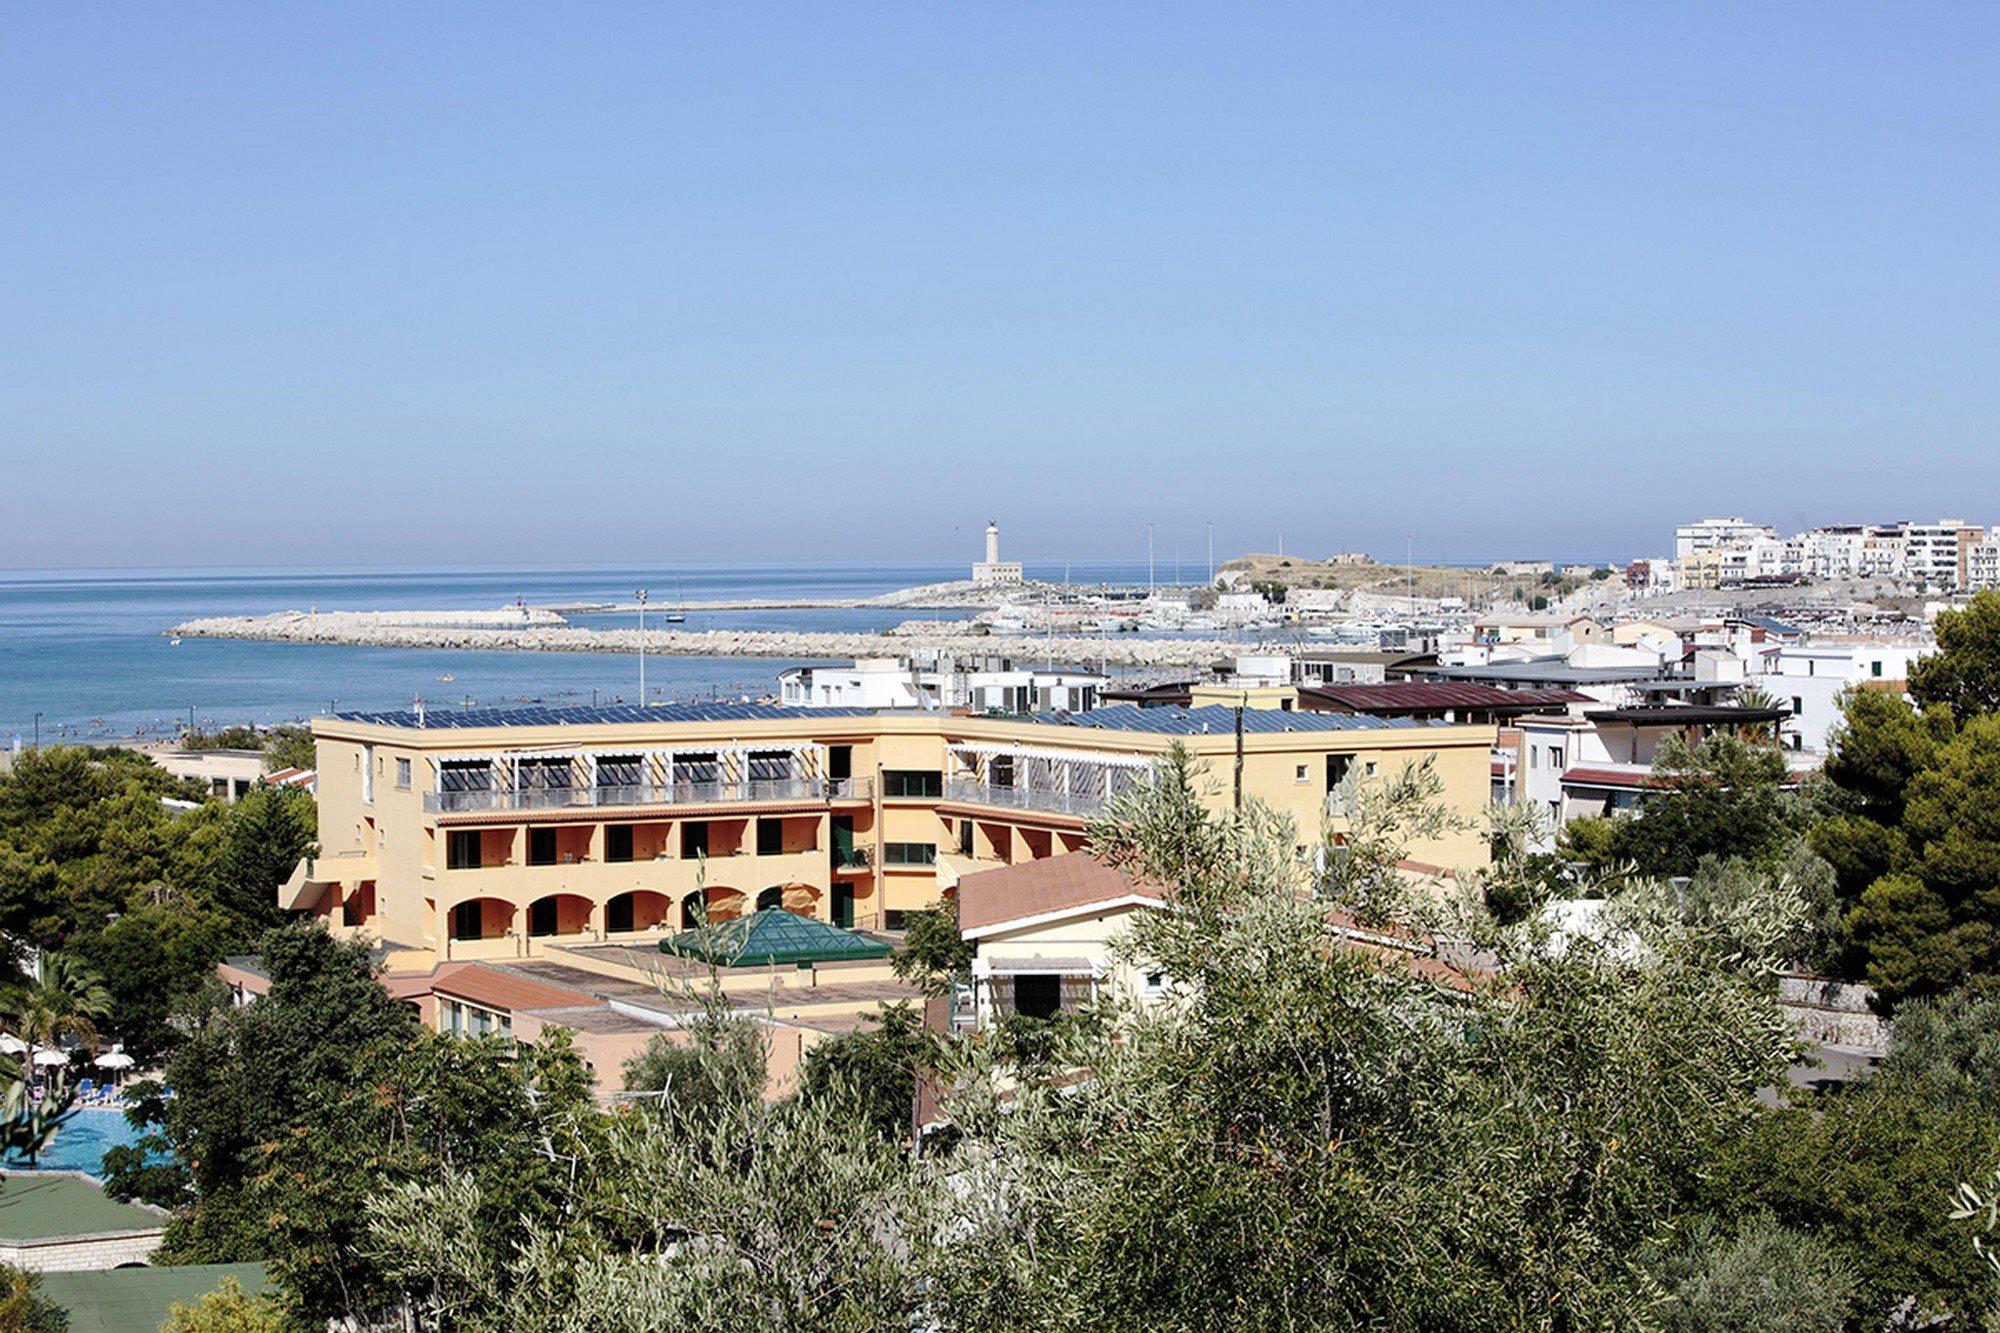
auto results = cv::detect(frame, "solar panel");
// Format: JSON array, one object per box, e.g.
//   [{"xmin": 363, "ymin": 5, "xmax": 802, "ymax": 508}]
[
  {"xmin": 331, "ymin": 701, "xmax": 878, "ymax": 729},
  {"xmin": 1032, "ymin": 705, "xmax": 1431, "ymax": 734}
]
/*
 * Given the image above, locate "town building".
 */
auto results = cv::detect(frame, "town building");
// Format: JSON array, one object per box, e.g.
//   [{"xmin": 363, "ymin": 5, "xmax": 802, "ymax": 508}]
[
  {"xmin": 290, "ymin": 700, "xmax": 1497, "ymax": 961},
  {"xmin": 777, "ymin": 654, "xmax": 1103, "ymax": 714},
  {"xmin": 1752, "ymin": 640, "xmax": 1930, "ymax": 753},
  {"xmin": 1675, "ymin": 517, "xmax": 1780, "ymax": 563}
]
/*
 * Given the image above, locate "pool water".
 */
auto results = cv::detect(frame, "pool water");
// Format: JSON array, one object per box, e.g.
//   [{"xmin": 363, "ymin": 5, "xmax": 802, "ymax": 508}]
[{"xmin": 5, "ymin": 1107, "xmax": 151, "ymax": 1176}]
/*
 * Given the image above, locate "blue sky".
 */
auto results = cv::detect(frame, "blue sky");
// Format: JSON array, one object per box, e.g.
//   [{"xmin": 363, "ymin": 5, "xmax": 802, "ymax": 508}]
[{"xmin": 3, "ymin": 3, "xmax": 1995, "ymax": 570}]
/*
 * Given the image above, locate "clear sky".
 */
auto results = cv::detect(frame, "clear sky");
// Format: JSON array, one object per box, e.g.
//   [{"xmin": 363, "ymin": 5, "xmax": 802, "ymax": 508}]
[{"xmin": 3, "ymin": 3, "xmax": 1995, "ymax": 571}]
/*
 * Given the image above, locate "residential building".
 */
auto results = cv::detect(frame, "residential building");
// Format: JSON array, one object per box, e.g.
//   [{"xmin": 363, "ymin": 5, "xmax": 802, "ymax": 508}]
[
  {"xmin": 1675, "ymin": 517, "xmax": 1779, "ymax": 563},
  {"xmin": 1903, "ymin": 520, "xmax": 1981, "ymax": 593},
  {"xmin": 777, "ymin": 654, "xmax": 1104, "ymax": 714},
  {"xmin": 1752, "ymin": 641, "xmax": 1930, "ymax": 753},
  {"xmin": 291, "ymin": 700, "xmax": 1497, "ymax": 961},
  {"xmin": 1514, "ymin": 702, "xmax": 1798, "ymax": 829}
]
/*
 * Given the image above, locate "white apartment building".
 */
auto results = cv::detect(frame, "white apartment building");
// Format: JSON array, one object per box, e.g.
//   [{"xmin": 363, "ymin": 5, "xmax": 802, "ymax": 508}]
[
  {"xmin": 1970, "ymin": 537, "xmax": 2000, "ymax": 592},
  {"xmin": 1753, "ymin": 641, "xmax": 1932, "ymax": 753},
  {"xmin": 777, "ymin": 656, "xmax": 1104, "ymax": 714},
  {"xmin": 1903, "ymin": 520, "xmax": 1980, "ymax": 594},
  {"xmin": 1675, "ymin": 517, "xmax": 1780, "ymax": 563}
]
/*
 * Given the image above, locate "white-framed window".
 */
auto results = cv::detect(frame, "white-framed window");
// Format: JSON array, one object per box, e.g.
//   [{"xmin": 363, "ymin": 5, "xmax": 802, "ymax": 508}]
[
  {"xmin": 395, "ymin": 757, "xmax": 412, "ymax": 789},
  {"xmin": 360, "ymin": 744, "xmax": 374, "ymax": 805},
  {"xmin": 1549, "ymin": 746, "xmax": 1565, "ymax": 769},
  {"xmin": 1143, "ymin": 971, "xmax": 1167, "ymax": 999},
  {"xmin": 1295, "ymin": 763, "xmax": 1309, "ymax": 783}
]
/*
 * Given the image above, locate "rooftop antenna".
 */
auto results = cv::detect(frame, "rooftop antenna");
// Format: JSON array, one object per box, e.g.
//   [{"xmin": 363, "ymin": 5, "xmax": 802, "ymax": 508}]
[{"xmin": 414, "ymin": 696, "xmax": 426, "ymax": 727}]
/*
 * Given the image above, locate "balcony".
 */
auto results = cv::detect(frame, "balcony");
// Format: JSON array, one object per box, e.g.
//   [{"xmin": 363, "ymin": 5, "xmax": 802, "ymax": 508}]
[
  {"xmin": 944, "ymin": 778, "xmax": 1107, "ymax": 820},
  {"xmin": 427, "ymin": 775, "xmax": 873, "ymax": 816}
]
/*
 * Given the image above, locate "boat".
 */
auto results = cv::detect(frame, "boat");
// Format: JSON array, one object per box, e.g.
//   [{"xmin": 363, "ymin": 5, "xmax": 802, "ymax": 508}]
[{"xmin": 662, "ymin": 612, "xmax": 686, "ymax": 624}]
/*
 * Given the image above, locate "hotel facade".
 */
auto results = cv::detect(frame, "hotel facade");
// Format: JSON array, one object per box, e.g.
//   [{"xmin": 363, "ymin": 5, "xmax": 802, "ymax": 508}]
[{"xmin": 289, "ymin": 701, "xmax": 1496, "ymax": 963}]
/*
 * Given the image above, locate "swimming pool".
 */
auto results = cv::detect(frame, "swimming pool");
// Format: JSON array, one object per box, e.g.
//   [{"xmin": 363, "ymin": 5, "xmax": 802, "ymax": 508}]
[{"xmin": 5, "ymin": 1107, "xmax": 151, "ymax": 1176}]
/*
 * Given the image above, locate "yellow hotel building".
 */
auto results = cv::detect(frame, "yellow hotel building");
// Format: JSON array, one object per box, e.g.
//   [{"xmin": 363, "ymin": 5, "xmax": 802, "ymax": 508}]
[{"xmin": 291, "ymin": 701, "xmax": 1495, "ymax": 963}]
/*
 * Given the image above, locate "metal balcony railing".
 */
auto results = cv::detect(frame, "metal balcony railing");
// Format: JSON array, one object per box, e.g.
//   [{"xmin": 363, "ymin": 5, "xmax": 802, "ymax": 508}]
[
  {"xmin": 426, "ymin": 775, "xmax": 873, "ymax": 815},
  {"xmin": 944, "ymin": 778, "xmax": 1108, "ymax": 819}
]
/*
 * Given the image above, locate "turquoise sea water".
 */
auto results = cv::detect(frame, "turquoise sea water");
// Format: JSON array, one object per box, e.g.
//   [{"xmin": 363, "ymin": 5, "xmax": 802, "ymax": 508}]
[
  {"xmin": 6, "ymin": 1107, "xmax": 148, "ymax": 1176},
  {"xmin": 0, "ymin": 561, "xmax": 1165, "ymax": 742}
]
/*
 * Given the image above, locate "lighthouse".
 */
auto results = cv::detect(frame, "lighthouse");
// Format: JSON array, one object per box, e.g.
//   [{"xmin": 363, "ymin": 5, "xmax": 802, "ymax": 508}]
[{"xmin": 972, "ymin": 519, "xmax": 1023, "ymax": 586}]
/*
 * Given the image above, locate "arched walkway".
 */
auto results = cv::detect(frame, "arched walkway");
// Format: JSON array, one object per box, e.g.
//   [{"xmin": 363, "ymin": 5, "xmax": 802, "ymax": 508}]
[
  {"xmin": 701, "ymin": 885, "xmax": 747, "ymax": 924},
  {"xmin": 606, "ymin": 890, "xmax": 673, "ymax": 934},
  {"xmin": 448, "ymin": 897, "xmax": 515, "ymax": 942},
  {"xmin": 526, "ymin": 892, "xmax": 592, "ymax": 939}
]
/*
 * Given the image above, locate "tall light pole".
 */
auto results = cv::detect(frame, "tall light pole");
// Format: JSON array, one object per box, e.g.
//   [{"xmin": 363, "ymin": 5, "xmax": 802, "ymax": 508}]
[
  {"xmin": 1147, "ymin": 523, "xmax": 1155, "ymax": 595},
  {"xmin": 635, "ymin": 589, "xmax": 648, "ymax": 705}
]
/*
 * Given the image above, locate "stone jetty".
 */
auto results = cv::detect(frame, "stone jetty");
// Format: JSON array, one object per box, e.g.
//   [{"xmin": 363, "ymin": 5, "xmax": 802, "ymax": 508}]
[{"xmin": 166, "ymin": 611, "xmax": 1239, "ymax": 670}]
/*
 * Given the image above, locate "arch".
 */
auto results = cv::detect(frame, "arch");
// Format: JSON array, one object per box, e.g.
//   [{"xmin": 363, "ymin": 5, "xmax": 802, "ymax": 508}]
[
  {"xmin": 606, "ymin": 890, "xmax": 673, "ymax": 935},
  {"xmin": 448, "ymin": 897, "xmax": 514, "ymax": 942},
  {"xmin": 526, "ymin": 892, "xmax": 592, "ymax": 939}
]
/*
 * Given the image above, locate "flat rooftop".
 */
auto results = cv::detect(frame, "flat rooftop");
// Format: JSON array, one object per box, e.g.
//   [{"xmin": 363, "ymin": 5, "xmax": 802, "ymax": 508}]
[
  {"xmin": 322, "ymin": 700, "xmax": 1436, "ymax": 737},
  {"xmin": 0, "ymin": 1173, "xmax": 163, "ymax": 1240}
]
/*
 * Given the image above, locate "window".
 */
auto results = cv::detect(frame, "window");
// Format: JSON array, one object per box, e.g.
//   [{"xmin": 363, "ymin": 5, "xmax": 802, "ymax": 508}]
[
  {"xmin": 1792, "ymin": 697, "xmax": 1804, "ymax": 716},
  {"xmin": 1871, "ymin": 660, "xmax": 1884, "ymax": 678},
  {"xmin": 440, "ymin": 760, "xmax": 492, "ymax": 793},
  {"xmin": 361, "ymin": 744, "xmax": 374, "ymax": 805},
  {"xmin": 1295, "ymin": 763, "xmax": 1309, "ymax": 783},
  {"xmin": 395, "ymin": 758, "xmax": 411, "ymax": 789},
  {"xmin": 606, "ymin": 824, "xmax": 634, "ymax": 863},
  {"xmin": 756, "ymin": 818, "xmax": 784, "ymax": 857},
  {"xmin": 882, "ymin": 770, "xmax": 943, "ymax": 799},
  {"xmin": 883, "ymin": 909, "xmax": 907, "ymax": 931},
  {"xmin": 882, "ymin": 842, "xmax": 937, "ymax": 867},
  {"xmin": 528, "ymin": 828, "xmax": 558, "ymax": 866},
  {"xmin": 1144, "ymin": 971, "xmax": 1167, "ymax": 999},
  {"xmin": 1326, "ymin": 754, "xmax": 1354, "ymax": 788},
  {"xmin": 1014, "ymin": 974, "xmax": 1062, "ymax": 1020},
  {"xmin": 1548, "ymin": 747, "xmax": 1565, "ymax": 770},
  {"xmin": 958, "ymin": 819, "xmax": 974, "ymax": 856},
  {"xmin": 447, "ymin": 830, "xmax": 483, "ymax": 870},
  {"xmin": 682, "ymin": 822, "xmax": 709, "ymax": 859}
]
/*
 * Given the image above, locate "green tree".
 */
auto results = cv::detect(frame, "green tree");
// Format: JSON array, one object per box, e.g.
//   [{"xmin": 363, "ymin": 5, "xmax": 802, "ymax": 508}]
[
  {"xmin": 212, "ymin": 785, "xmax": 314, "ymax": 933},
  {"xmin": 1911, "ymin": 590, "xmax": 2000, "ymax": 720},
  {"xmin": 1650, "ymin": 1215, "xmax": 1856, "ymax": 1332},
  {"xmin": 1609, "ymin": 733, "xmax": 1797, "ymax": 878},
  {"xmin": 0, "ymin": 1262, "xmax": 66, "ymax": 1332},
  {"xmin": 796, "ymin": 1003, "xmax": 926, "ymax": 1142},
  {"xmin": 260, "ymin": 726, "xmax": 316, "ymax": 774},
  {"xmin": 10, "ymin": 951, "xmax": 113, "ymax": 1065},
  {"xmin": 159, "ymin": 1276, "xmax": 285, "ymax": 1332},
  {"xmin": 890, "ymin": 901, "xmax": 972, "ymax": 996}
]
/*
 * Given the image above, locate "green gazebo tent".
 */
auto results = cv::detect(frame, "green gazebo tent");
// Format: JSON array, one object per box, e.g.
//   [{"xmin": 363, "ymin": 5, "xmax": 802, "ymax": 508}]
[{"xmin": 660, "ymin": 907, "xmax": 892, "ymax": 967}]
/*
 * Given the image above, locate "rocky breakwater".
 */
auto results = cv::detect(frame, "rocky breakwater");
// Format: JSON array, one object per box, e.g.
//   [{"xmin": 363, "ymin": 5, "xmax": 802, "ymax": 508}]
[{"xmin": 167, "ymin": 611, "xmax": 1238, "ymax": 669}]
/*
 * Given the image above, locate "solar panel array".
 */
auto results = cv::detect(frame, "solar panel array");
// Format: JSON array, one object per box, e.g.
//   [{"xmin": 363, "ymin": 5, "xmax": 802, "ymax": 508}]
[
  {"xmin": 332, "ymin": 701, "xmax": 878, "ymax": 729},
  {"xmin": 1034, "ymin": 704, "xmax": 1431, "ymax": 734}
]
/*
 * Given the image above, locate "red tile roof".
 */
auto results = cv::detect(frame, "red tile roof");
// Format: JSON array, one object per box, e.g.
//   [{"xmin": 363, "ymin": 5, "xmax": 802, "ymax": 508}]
[
  {"xmin": 432, "ymin": 965, "xmax": 604, "ymax": 1015},
  {"xmin": 955, "ymin": 853, "xmax": 1164, "ymax": 935}
]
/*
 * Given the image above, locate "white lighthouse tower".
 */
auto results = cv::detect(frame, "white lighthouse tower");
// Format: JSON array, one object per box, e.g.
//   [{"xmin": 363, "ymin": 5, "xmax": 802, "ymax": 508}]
[{"xmin": 972, "ymin": 519, "xmax": 1023, "ymax": 586}]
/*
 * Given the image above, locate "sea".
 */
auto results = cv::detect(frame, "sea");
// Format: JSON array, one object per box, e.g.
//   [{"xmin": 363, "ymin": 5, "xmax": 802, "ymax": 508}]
[{"xmin": 0, "ymin": 561, "xmax": 1183, "ymax": 745}]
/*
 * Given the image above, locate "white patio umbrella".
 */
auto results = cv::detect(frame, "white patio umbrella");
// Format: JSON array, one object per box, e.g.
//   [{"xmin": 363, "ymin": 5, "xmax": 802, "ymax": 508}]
[
  {"xmin": 94, "ymin": 1051, "xmax": 135, "ymax": 1070},
  {"xmin": 0, "ymin": 1035, "xmax": 25, "ymax": 1055},
  {"xmin": 31, "ymin": 1049, "xmax": 69, "ymax": 1068}
]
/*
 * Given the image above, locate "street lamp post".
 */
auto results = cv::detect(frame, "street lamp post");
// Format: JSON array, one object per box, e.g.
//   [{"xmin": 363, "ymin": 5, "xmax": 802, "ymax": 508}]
[{"xmin": 635, "ymin": 589, "xmax": 649, "ymax": 705}]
